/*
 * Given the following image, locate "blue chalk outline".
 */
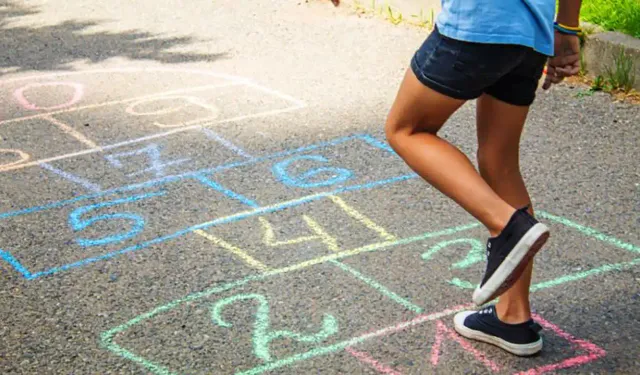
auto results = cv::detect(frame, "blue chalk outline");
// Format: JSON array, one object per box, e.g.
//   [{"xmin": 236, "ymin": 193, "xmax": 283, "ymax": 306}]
[
  {"xmin": 0, "ymin": 134, "xmax": 411, "ymax": 279},
  {"xmin": 69, "ymin": 191, "xmax": 166, "ymax": 247},
  {"xmin": 193, "ymin": 173, "xmax": 260, "ymax": 208},
  {"xmin": 272, "ymin": 155, "xmax": 354, "ymax": 188},
  {"xmin": 0, "ymin": 134, "xmax": 386, "ymax": 220}
]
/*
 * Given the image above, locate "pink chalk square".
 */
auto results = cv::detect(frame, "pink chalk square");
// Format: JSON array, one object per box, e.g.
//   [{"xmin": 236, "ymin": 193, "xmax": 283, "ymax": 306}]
[
  {"xmin": 512, "ymin": 313, "xmax": 606, "ymax": 375},
  {"xmin": 435, "ymin": 312, "xmax": 606, "ymax": 374}
]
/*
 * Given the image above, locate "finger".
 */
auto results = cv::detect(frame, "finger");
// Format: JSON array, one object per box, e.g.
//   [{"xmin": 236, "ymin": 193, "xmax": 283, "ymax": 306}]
[
  {"xmin": 556, "ymin": 64, "xmax": 580, "ymax": 77},
  {"xmin": 542, "ymin": 66, "xmax": 554, "ymax": 90},
  {"xmin": 557, "ymin": 54, "xmax": 580, "ymax": 69}
]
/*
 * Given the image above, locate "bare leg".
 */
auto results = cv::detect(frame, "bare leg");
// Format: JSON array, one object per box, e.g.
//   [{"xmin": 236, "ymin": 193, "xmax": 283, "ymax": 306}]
[
  {"xmin": 385, "ymin": 69, "xmax": 516, "ymax": 236},
  {"xmin": 476, "ymin": 93, "xmax": 537, "ymax": 324}
]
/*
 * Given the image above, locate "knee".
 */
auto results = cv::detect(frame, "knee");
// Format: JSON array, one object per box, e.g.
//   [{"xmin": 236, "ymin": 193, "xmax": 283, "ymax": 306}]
[
  {"xmin": 384, "ymin": 117, "xmax": 404, "ymax": 152},
  {"xmin": 384, "ymin": 117, "xmax": 439, "ymax": 152}
]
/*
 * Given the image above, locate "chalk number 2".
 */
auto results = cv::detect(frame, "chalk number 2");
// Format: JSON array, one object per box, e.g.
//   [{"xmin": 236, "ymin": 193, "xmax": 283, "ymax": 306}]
[{"xmin": 211, "ymin": 293, "xmax": 338, "ymax": 362}]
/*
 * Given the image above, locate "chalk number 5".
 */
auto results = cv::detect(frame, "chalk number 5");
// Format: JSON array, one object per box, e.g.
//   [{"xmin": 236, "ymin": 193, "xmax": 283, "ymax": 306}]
[{"xmin": 68, "ymin": 191, "xmax": 165, "ymax": 247}]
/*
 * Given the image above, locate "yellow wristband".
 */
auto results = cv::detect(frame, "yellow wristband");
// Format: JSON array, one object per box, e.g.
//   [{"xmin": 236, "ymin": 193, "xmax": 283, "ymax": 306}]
[{"xmin": 557, "ymin": 22, "xmax": 581, "ymax": 31}]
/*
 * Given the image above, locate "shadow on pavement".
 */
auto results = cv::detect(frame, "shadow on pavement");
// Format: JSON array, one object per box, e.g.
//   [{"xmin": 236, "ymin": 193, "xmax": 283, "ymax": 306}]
[{"xmin": 0, "ymin": 0, "xmax": 226, "ymax": 75}]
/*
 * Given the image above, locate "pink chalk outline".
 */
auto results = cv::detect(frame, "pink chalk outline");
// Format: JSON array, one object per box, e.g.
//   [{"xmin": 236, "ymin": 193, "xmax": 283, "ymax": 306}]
[
  {"xmin": 345, "ymin": 347, "xmax": 403, "ymax": 375},
  {"xmin": 345, "ymin": 308, "xmax": 604, "ymax": 375},
  {"xmin": 13, "ymin": 81, "xmax": 84, "ymax": 111},
  {"xmin": 431, "ymin": 320, "xmax": 501, "ymax": 372},
  {"xmin": 512, "ymin": 313, "xmax": 607, "ymax": 375}
]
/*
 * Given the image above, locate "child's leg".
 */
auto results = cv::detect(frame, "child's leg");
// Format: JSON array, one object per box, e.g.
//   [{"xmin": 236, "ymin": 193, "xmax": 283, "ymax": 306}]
[
  {"xmin": 385, "ymin": 68, "xmax": 516, "ymax": 236},
  {"xmin": 476, "ymin": 93, "xmax": 537, "ymax": 324}
]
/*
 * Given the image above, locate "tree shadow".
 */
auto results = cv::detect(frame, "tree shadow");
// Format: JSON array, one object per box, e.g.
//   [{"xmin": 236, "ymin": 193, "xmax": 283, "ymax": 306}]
[{"xmin": 0, "ymin": 1, "xmax": 226, "ymax": 75}]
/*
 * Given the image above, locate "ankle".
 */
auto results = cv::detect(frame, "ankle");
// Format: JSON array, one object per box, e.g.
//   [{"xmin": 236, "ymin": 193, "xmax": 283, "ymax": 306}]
[
  {"xmin": 495, "ymin": 301, "xmax": 531, "ymax": 324},
  {"xmin": 488, "ymin": 207, "xmax": 516, "ymax": 237}
]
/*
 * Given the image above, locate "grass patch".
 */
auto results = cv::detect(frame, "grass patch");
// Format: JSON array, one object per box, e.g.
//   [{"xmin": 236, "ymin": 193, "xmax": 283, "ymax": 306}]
[
  {"xmin": 580, "ymin": 0, "xmax": 640, "ymax": 38},
  {"xmin": 605, "ymin": 49, "xmax": 636, "ymax": 92}
]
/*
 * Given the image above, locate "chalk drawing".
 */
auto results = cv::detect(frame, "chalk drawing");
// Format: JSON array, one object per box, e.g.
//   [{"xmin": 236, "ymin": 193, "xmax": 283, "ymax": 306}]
[
  {"xmin": 125, "ymin": 95, "xmax": 219, "ymax": 128},
  {"xmin": 102, "ymin": 294, "xmax": 607, "ymax": 375},
  {"xmin": 101, "ymin": 291, "xmax": 470, "ymax": 375},
  {"xmin": 0, "ymin": 67, "xmax": 306, "ymax": 173},
  {"xmin": 41, "ymin": 114, "xmax": 99, "ymax": 149},
  {"xmin": 3, "ymin": 83, "xmax": 239, "ymax": 127},
  {"xmin": 0, "ymin": 134, "xmax": 411, "ymax": 278},
  {"xmin": 260, "ymin": 215, "xmax": 339, "ymax": 251},
  {"xmin": 0, "ymin": 135, "xmax": 383, "ymax": 218},
  {"xmin": 259, "ymin": 217, "xmax": 317, "ymax": 247},
  {"xmin": 193, "ymin": 173, "xmax": 259, "ymax": 208},
  {"xmin": 273, "ymin": 155, "xmax": 354, "ymax": 188},
  {"xmin": 537, "ymin": 211, "xmax": 640, "ymax": 254},
  {"xmin": 421, "ymin": 238, "xmax": 485, "ymax": 270},
  {"xmin": 210, "ymin": 293, "xmax": 338, "ymax": 362},
  {"xmin": 430, "ymin": 320, "xmax": 501, "ymax": 372},
  {"xmin": 512, "ymin": 313, "xmax": 606, "ymax": 375},
  {"xmin": 328, "ymin": 195, "xmax": 397, "ymax": 241},
  {"xmin": 13, "ymin": 81, "xmax": 84, "ymax": 110},
  {"xmin": 40, "ymin": 162, "xmax": 102, "ymax": 192},
  {"xmin": 345, "ymin": 347, "xmax": 403, "ymax": 375},
  {"xmin": 330, "ymin": 260, "xmax": 424, "ymax": 313},
  {"xmin": 200, "ymin": 127, "xmax": 253, "ymax": 159},
  {"xmin": 98, "ymin": 204, "xmax": 632, "ymax": 374},
  {"xmin": 105, "ymin": 143, "xmax": 190, "ymax": 178},
  {"xmin": 0, "ymin": 174, "xmax": 416, "ymax": 279},
  {"xmin": 0, "ymin": 249, "xmax": 33, "ymax": 278},
  {"xmin": 0, "ymin": 148, "xmax": 30, "ymax": 169},
  {"xmin": 259, "ymin": 211, "xmax": 422, "ymax": 313},
  {"xmin": 193, "ymin": 229, "xmax": 271, "ymax": 272},
  {"xmin": 69, "ymin": 191, "xmax": 165, "ymax": 247},
  {"xmin": 357, "ymin": 134, "xmax": 397, "ymax": 154}
]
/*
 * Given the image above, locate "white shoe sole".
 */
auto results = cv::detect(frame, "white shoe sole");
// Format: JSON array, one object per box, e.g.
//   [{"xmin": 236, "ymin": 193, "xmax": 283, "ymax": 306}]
[
  {"xmin": 472, "ymin": 223, "xmax": 549, "ymax": 306},
  {"xmin": 453, "ymin": 311, "xmax": 543, "ymax": 356}
]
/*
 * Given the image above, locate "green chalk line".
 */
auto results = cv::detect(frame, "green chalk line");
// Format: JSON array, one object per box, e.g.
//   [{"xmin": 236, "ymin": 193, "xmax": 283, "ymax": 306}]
[
  {"xmin": 100, "ymin": 211, "xmax": 639, "ymax": 375},
  {"xmin": 331, "ymin": 260, "xmax": 424, "ymax": 313},
  {"xmin": 538, "ymin": 211, "xmax": 640, "ymax": 253}
]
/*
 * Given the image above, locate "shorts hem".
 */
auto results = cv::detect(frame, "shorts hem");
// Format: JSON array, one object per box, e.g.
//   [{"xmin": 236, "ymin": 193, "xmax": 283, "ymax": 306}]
[
  {"xmin": 485, "ymin": 90, "xmax": 537, "ymax": 107},
  {"xmin": 410, "ymin": 56, "xmax": 479, "ymax": 101}
]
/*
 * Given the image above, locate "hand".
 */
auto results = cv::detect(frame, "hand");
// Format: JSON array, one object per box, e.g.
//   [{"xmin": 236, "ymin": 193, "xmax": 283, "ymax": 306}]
[{"xmin": 542, "ymin": 31, "xmax": 581, "ymax": 90}]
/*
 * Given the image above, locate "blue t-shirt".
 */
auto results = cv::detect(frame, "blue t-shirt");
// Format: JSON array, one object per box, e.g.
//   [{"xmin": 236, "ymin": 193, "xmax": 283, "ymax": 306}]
[{"xmin": 436, "ymin": 0, "xmax": 556, "ymax": 56}]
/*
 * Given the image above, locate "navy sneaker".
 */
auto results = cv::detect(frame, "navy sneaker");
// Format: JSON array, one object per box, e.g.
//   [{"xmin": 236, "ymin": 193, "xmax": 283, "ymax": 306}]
[
  {"xmin": 472, "ymin": 206, "xmax": 550, "ymax": 306},
  {"xmin": 453, "ymin": 304, "xmax": 543, "ymax": 356}
]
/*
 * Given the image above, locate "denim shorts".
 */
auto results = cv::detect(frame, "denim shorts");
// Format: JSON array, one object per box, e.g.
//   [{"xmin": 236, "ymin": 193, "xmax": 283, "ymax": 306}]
[{"xmin": 410, "ymin": 26, "xmax": 548, "ymax": 106}]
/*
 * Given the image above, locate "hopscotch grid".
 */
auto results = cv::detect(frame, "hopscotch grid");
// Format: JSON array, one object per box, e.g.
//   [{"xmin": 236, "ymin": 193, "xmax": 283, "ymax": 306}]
[
  {"xmin": 2, "ymin": 70, "xmax": 615, "ymax": 372},
  {"xmin": 0, "ymin": 70, "xmax": 307, "ymax": 173},
  {"xmin": 250, "ymin": 197, "xmax": 422, "ymax": 313},
  {"xmin": 17, "ymin": 175, "xmax": 417, "ymax": 279},
  {"xmin": 0, "ymin": 83, "xmax": 242, "ymax": 126},
  {"xmin": 97, "ymin": 206, "xmax": 638, "ymax": 374},
  {"xmin": 1, "ymin": 133, "xmax": 412, "ymax": 278},
  {"xmin": 0, "ymin": 102, "xmax": 305, "ymax": 173},
  {"xmin": 0, "ymin": 134, "xmax": 379, "ymax": 220},
  {"xmin": 41, "ymin": 114, "xmax": 100, "ymax": 149}
]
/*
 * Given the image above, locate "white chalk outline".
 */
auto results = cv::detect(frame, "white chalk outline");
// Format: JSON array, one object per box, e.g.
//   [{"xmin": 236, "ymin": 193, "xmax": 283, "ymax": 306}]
[
  {"xmin": 0, "ymin": 67, "xmax": 307, "ymax": 173},
  {"xmin": 0, "ymin": 149, "xmax": 31, "ymax": 168}
]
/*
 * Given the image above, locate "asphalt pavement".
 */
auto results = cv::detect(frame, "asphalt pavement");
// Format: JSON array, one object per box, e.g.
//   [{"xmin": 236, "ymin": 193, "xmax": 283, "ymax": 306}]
[{"xmin": 0, "ymin": 1, "xmax": 638, "ymax": 374}]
